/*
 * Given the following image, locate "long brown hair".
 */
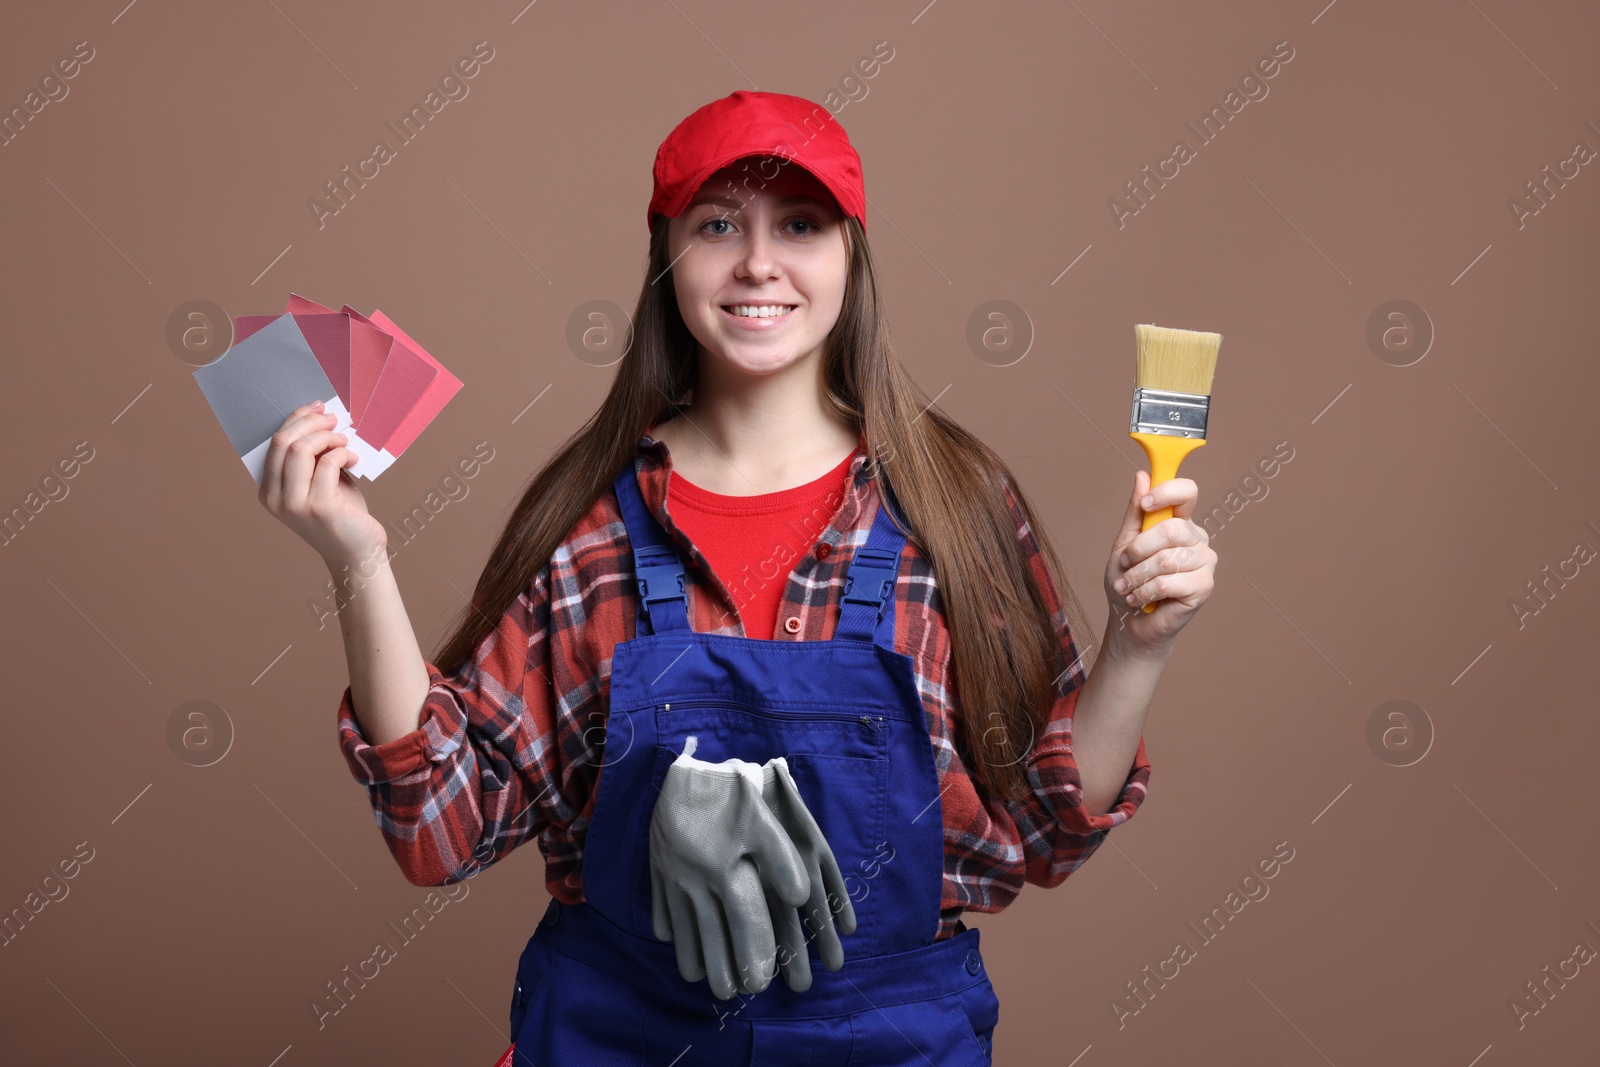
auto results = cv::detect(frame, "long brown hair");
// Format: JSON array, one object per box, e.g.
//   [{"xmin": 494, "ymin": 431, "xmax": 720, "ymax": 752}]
[{"xmin": 431, "ymin": 213, "xmax": 1097, "ymax": 802}]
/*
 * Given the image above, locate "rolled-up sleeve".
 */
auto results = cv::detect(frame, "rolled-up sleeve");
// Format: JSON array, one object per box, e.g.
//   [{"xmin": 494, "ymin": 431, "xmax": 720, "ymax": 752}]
[
  {"xmin": 1003, "ymin": 687, "xmax": 1152, "ymax": 888},
  {"xmin": 338, "ymin": 664, "xmax": 468, "ymax": 785},
  {"xmin": 336, "ymin": 564, "xmax": 594, "ymax": 887},
  {"xmin": 995, "ymin": 471, "xmax": 1152, "ymax": 888}
]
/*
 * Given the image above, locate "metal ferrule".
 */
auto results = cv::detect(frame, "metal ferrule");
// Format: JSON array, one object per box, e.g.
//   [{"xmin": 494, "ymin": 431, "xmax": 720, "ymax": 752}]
[{"xmin": 1129, "ymin": 387, "xmax": 1210, "ymax": 438}]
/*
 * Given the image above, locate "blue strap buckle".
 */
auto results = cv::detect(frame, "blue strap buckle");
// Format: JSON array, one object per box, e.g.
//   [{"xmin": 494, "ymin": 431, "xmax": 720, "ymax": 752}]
[
  {"xmin": 840, "ymin": 546, "xmax": 899, "ymax": 609},
  {"xmin": 635, "ymin": 552, "xmax": 687, "ymax": 609}
]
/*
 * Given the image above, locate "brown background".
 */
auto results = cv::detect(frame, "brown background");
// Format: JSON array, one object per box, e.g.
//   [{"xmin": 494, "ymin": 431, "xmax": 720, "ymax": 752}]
[{"xmin": 3, "ymin": 0, "xmax": 1597, "ymax": 1064}]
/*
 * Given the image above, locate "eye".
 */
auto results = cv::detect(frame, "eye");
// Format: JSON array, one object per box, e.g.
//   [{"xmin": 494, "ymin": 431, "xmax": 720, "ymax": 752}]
[
  {"xmin": 786, "ymin": 216, "xmax": 823, "ymax": 236},
  {"xmin": 699, "ymin": 215, "xmax": 735, "ymax": 236}
]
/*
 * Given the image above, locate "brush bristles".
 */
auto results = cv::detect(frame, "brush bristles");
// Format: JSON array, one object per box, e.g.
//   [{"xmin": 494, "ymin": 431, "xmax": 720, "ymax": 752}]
[{"xmin": 1134, "ymin": 324, "xmax": 1222, "ymax": 396}]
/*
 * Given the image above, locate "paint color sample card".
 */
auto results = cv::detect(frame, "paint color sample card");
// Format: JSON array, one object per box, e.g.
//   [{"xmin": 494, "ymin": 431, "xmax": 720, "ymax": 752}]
[{"xmin": 192, "ymin": 294, "xmax": 462, "ymax": 484}]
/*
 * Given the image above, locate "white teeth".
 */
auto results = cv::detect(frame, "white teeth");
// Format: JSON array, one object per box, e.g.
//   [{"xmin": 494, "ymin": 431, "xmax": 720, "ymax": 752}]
[{"xmin": 725, "ymin": 305, "xmax": 795, "ymax": 318}]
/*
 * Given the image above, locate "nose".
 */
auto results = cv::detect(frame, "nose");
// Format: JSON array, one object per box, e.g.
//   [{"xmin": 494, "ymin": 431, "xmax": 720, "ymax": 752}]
[{"xmin": 734, "ymin": 212, "xmax": 781, "ymax": 282}]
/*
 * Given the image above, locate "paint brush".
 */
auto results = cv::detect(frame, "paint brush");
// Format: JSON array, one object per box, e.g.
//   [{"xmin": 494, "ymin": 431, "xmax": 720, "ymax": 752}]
[{"xmin": 1128, "ymin": 323, "xmax": 1223, "ymax": 613}]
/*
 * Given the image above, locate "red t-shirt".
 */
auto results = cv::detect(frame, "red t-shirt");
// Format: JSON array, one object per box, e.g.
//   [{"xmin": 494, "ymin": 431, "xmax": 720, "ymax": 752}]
[{"xmin": 666, "ymin": 450, "xmax": 856, "ymax": 639}]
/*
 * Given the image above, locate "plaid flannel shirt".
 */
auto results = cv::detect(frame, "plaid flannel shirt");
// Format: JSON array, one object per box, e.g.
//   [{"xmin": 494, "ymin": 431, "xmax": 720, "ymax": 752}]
[{"xmin": 337, "ymin": 431, "xmax": 1151, "ymax": 942}]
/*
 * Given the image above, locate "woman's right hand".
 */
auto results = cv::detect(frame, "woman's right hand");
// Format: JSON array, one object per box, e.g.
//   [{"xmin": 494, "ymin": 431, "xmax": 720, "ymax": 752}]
[{"xmin": 258, "ymin": 401, "xmax": 387, "ymax": 567}]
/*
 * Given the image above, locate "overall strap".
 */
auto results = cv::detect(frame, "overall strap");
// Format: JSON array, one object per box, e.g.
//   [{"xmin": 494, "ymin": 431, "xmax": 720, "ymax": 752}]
[
  {"xmin": 834, "ymin": 479, "xmax": 910, "ymax": 647},
  {"xmin": 612, "ymin": 459, "xmax": 690, "ymax": 634}
]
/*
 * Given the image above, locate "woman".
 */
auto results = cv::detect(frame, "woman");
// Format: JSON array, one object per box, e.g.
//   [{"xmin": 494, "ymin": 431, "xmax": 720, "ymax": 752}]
[{"xmin": 260, "ymin": 90, "xmax": 1215, "ymax": 1065}]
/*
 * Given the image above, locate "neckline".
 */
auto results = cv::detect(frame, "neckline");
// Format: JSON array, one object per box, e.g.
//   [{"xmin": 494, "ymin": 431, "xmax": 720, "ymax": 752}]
[{"xmin": 667, "ymin": 449, "xmax": 858, "ymax": 515}]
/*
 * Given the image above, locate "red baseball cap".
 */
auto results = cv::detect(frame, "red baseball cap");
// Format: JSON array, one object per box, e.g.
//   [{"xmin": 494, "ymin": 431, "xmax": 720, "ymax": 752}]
[{"xmin": 647, "ymin": 90, "xmax": 866, "ymax": 235}]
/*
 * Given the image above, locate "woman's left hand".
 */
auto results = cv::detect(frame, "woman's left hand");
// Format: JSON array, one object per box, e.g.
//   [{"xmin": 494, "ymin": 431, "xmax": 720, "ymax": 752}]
[{"xmin": 1104, "ymin": 469, "xmax": 1216, "ymax": 654}]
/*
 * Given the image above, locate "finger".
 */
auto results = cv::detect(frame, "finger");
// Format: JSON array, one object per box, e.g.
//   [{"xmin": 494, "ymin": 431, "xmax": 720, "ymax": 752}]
[
  {"xmin": 688, "ymin": 886, "xmax": 739, "ymax": 1001},
  {"xmin": 1134, "ymin": 570, "xmax": 1206, "ymax": 609},
  {"xmin": 1117, "ymin": 469, "xmax": 1150, "ymax": 542},
  {"xmin": 309, "ymin": 443, "xmax": 355, "ymax": 502},
  {"xmin": 1122, "ymin": 542, "xmax": 1204, "ymax": 601},
  {"xmin": 1142, "ymin": 476, "xmax": 1198, "ymax": 520},
  {"xmin": 816, "ymin": 839, "xmax": 856, "ymax": 937},
  {"xmin": 765, "ymin": 879, "xmax": 814, "ymax": 993},
  {"xmin": 262, "ymin": 408, "xmax": 335, "ymax": 506},
  {"xmin": 757, "ymin": 761, "xmax": 850, "ymax": 971},
  {"xmin": 260, "ymin": 402, "xmax": 325, "ymax": 478},
  {"xmin": 747, "ymin": 780, "xmax": 810, "ymax": 908},
  {"xmin": 721, "ymin": 861, "xmax": 777, "ymax": 995},
  {"xmin": 665, "ymin": 884, "xmax": 706, "ymax": 983},
  {"xmin": 803, "ymin": 868, "xmax": 846, "ymax": 972},
  {"xmin": 278, "ymin": 420, "xmax": 343, "ymax": 511},
  {"xmin": 651, "ymin": 856, "xmax": 673, "ymax": 942},
  {"xmin": 1118, "ymin": 510, "xmax": 1197, "ymax": 575}
]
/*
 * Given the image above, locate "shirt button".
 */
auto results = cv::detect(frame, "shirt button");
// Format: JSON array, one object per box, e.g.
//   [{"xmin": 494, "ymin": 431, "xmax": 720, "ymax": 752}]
[
  {"xmin": 816, "ymin": 543, "xmax": 831, "ymax": 559},
  {"xmin": 964, "ymin": 948, "xmax": 982, "ymax": 975},
  {"xmin": 784, "ymin": 616, "xmax": 802, "ymax": 634}
]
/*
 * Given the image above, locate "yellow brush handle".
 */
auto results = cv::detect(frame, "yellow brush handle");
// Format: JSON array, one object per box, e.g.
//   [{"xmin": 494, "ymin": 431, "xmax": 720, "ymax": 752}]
[{"xmin": 1129, "ymin": 432, "xmax": 1207, "ymax": 613}]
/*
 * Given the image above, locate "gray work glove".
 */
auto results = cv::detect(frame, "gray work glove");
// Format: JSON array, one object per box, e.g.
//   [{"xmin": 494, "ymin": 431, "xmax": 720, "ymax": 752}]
[
  {"xmin": 759, "ymin": 756, "xmax": 857, "ymax": 993},
  {"xmin": 649, "ymin": 735, "xmax": 811, "ymax": 1000}
]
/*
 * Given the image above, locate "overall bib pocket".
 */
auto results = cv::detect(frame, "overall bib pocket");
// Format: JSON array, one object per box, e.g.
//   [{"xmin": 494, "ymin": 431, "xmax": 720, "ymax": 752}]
[
  {"xmin": 784, "ymin": 750, "xmax": 889, "ymax": 956},
  {"xmin": 632, "ymin": 703, "xmax": 890, "ymax": 955}
]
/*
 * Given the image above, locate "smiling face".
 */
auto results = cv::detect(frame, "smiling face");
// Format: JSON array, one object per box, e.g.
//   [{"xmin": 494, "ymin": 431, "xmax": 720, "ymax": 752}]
[{"xmin": 666, "ymin": 156, "xmax": 850, "ymax": 383}]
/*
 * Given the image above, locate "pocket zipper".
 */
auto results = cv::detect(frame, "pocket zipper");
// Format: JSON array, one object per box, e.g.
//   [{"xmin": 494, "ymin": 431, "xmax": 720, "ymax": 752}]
[{"xmin": 661, "ymin": 699, "xmax": 887, "ymax": 732}]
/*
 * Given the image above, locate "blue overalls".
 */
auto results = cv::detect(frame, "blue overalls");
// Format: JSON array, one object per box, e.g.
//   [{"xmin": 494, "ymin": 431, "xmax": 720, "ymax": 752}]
[{"xmin": 504, "ymin": 458, "xmax": 1000, "ymax": 1065}]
